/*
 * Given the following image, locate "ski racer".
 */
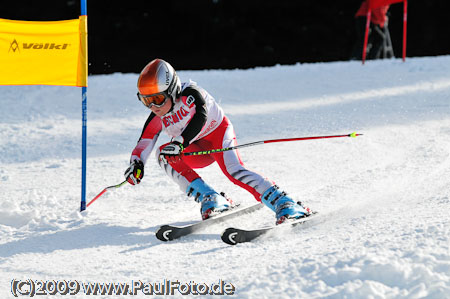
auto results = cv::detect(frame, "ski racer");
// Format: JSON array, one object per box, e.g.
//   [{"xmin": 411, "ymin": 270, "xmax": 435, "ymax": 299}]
[{"xmin": 124, "ymin": 59, "xmax": 311, "ymax": 224}]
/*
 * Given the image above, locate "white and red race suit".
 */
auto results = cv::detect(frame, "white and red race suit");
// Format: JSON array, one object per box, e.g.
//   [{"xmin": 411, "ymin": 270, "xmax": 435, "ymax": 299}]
[{"xmin": 130, "ymin": 81, "xmax": 273, "ymax": 201}]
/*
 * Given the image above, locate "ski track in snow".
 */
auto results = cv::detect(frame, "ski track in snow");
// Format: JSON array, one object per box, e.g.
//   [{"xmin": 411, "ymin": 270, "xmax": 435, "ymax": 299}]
[{"xmin": 1, "ymin": 56, "xmax": 450, "ymax": 298}]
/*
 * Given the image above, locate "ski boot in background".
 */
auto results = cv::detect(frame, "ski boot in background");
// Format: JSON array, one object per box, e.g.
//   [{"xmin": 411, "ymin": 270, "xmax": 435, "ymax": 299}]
[
  {"xmin": 186, "ymin": 178, "xmax": 235, "ymax": 220},
  {"xmin": 261, "ymin": 185, "xmax": 312, "ymax": 225}
]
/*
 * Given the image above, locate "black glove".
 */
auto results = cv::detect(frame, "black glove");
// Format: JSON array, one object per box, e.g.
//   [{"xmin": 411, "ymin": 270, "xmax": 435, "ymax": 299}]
[
  {"xmin": 159, "ymin": 141, "xmax": 184, "ymax": 164},
  {"xmin": 124, "ymin": 159, "xmax": 144, "ymax": 185}
]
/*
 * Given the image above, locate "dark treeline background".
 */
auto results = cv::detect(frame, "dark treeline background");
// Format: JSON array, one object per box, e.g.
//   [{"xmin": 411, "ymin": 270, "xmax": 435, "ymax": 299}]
[{"xmin": 2, "ymin": 0, "xmax": 449, "ymax": 74}]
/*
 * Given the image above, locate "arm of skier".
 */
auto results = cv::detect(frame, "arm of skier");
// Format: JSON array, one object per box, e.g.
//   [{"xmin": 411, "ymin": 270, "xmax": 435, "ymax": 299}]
[{"xmin": 125, "ymin": 113, "xmax": 162, "ymax": 185}]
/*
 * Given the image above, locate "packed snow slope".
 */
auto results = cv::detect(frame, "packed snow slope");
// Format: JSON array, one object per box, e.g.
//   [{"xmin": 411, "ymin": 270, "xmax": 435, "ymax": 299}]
[{"xmin": 1, "ymin": 56, "xmax": 450, "ymax": 298}]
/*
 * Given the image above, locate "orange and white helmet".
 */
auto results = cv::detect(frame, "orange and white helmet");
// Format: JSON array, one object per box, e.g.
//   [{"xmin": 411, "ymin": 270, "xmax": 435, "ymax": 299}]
[{"xmin": 136, "ymin": 59, "xmax": 181, "ymax": 108}]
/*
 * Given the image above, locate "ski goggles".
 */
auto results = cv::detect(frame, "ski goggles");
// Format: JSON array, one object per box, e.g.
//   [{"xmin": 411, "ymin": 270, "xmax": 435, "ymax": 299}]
[{"xmin": 137, "ymin": 91, "xmax": 170, "ymax": 108}]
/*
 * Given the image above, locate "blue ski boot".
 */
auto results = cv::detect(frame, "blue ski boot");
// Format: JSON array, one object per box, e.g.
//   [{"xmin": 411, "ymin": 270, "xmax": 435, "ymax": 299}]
[
  {"xmin": 186, "ymin": 179, "xmax": 235, "ymax": 220},
  {"xmin": 261, "ymin": 185, "xmax": 311, "ymax": 225}
]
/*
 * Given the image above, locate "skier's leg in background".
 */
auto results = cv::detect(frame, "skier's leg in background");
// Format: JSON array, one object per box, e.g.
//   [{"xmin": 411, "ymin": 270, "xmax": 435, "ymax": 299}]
[
  {"xmin": 367, "ymin": 24, "xmax": 386, "ymax": 60},
  {"xmin": 210, "ymin": 117, "xmax": 312, "ymax": 224},
  {"xmin": 207, "ymin": 118, "xmax": 273, "ymax": 200}
]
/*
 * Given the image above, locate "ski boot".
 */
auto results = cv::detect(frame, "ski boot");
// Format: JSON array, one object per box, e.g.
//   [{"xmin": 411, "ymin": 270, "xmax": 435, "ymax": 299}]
[
  {"xmin": 261, "ymin": 185, "xmax": 311, "ymax": 225},
  {"xmin": 186, "ymin": 178, "xmax": 235, "ymax": 220}
]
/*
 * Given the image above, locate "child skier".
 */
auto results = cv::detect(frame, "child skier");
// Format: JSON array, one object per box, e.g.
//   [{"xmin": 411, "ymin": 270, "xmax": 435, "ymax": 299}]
[{"xmin": 124, "ymin": 59, "xmax": 311, "ymax": 224}]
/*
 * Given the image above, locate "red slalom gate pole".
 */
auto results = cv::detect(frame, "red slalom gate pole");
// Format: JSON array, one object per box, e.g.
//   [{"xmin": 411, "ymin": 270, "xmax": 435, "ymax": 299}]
[
  {"xmin": 183, "ymin": 132, "xmax": 363, "ymax": 156},
  {"xmin": 85, "ymin": 180, "xmax": 127, "ymax": 209}
]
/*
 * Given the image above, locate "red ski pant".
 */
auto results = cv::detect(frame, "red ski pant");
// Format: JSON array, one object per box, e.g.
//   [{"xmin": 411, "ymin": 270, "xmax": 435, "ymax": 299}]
[{"xmin": 157, "ymin": 117, "xmax": 273, "ymax": 201}]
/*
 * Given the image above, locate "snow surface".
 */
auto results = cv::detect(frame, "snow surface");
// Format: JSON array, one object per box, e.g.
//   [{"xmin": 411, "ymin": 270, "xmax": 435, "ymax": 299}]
[{"xmin": 1, "ymin": 56, "xmax": 450, "ymax": 298}]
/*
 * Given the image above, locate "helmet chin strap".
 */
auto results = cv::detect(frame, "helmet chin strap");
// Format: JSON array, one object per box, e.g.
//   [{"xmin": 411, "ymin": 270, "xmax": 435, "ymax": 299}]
[
  {"xmin": 168, "ymin": 79, "xmax": 181, "ymax": 113},
  {"xmin": 167, "ymin": 97, "xmax": 175, "ymax": 113},
  {"xmin": 161, "ymin": 66, "xmax": 180, "ymax": 114}
]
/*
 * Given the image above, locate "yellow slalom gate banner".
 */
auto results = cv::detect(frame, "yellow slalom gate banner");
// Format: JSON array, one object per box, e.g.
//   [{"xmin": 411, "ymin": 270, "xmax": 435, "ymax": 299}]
[{"xmin": 0, "ymin": 16, "xmax": 87, "ymax": 87}]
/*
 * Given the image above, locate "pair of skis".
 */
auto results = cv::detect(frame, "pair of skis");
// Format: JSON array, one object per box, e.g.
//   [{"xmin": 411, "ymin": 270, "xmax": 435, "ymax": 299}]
[{"xmin": 155, "ymin": 203, "xmax": 318, "ymax": 245}]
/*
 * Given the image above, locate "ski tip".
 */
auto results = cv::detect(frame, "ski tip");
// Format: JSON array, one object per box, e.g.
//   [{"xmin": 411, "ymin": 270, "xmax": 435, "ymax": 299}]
[
  {"xmin": 155, "ymin": 225, "xmax": 174, "ymax": 242},
  {"xmin": 221, "ymin": 228, "xmax": 239, "ymax": 245}
]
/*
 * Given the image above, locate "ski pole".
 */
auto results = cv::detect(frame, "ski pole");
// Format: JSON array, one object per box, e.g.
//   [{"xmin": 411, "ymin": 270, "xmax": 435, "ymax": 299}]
[
  {"xmin": 85, "ymin": 180, "xmax": 127, "ymax": 208},
  {"xmin": 183, "ymin": 132, "xmax": 362, "ymax": 156}
]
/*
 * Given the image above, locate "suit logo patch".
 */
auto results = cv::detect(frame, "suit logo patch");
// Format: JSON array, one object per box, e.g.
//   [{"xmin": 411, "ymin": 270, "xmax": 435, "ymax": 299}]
[
  {"xmin": 186, "ymin": 95, "xmax": 195, "ymax": 107},
  {"xmin": 162, "ymin": 106, "xmax": 189, "ymax": 127}
]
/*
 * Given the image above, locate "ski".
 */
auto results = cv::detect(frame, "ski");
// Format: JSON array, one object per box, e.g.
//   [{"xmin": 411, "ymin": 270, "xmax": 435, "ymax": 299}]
[
  {"xmin": 155, "ymin": 203, "xmax": 264, "ymax": 241},
  {"xmin": 221, "ymin": 212, "xmax": 319, "ymax": 245}
]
